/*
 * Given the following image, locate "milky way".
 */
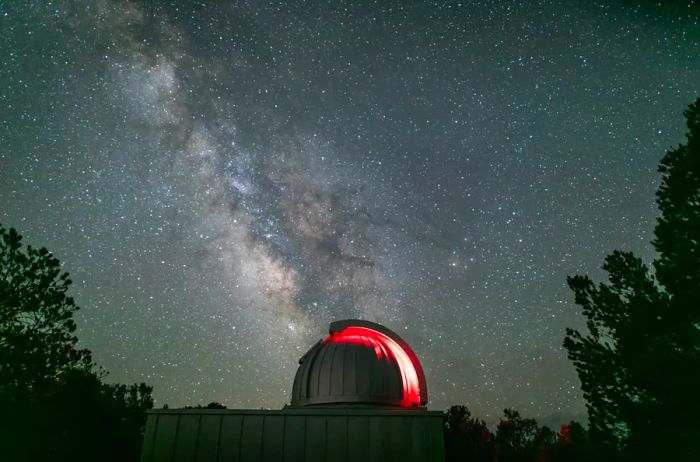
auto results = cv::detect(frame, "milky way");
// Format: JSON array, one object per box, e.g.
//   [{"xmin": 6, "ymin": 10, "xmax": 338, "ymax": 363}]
[{"xmin": 1, "ymin": 1, "xmax": 698, "ymax": 425}]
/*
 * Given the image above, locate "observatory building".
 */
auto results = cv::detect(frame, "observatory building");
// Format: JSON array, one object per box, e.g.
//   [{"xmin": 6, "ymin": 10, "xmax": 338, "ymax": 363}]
[{"xmin": 140, "ymin": 320, "xmax": 445, "ymax": 461}]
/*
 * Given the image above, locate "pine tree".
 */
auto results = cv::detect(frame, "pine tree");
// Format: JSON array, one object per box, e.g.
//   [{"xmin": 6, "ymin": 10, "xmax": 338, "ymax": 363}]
[
  {"xmin": 0, "ymin": 225, "xmax": 91, "ymax": 399},
  {"xmin": 0, "ymin": 224, "xmax": 154, "ymax": 461},
  {"xmin": 564, "ymin": 99, "xmax": 700, "ymax": 461}
]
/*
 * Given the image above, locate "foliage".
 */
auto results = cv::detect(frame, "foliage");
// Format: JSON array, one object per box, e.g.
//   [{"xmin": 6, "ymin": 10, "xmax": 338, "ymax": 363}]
[
  {"xmin": 0, "ymin": 226, "xmax": 91, "ymax": 398},
  {"xmin": 564, "ymin": 98, "xmax": 700, "ymax": 461},
  {"xmin": 183, "ymin": 401, "xmax": 228, "ymax": 409},
  {"xmin": 0, "ymin": 224, "xmax": 153, "ymax": 461},
  {"xmin": 495, "ymin": 408, "xmax": 541, "ymax": 462},
  {"xmin": 444, "ymin": 405, "xmax": 494, "ymax": 462},
  {"xmin": 444, "ymin": 405, "xmax": 591, "ymax": 462},
  {"xmin": 548, "ymin": 422, "xmax": 596, "ymax": 462}
]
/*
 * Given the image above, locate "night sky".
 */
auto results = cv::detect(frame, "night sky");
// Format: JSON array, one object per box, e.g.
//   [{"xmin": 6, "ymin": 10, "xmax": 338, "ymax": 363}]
[{"xmin": 1, "ymin": 1, "xmax": 698, "ymax": 425}]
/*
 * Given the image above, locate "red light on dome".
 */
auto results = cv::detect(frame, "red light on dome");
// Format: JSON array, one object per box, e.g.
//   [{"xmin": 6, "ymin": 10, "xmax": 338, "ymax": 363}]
[{"xmin": 324, "ymin": 326, "xmax": 422, "ymax": 407}]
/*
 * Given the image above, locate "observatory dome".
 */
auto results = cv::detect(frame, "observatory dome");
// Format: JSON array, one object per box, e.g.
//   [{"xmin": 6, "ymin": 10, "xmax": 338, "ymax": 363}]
[{"xmin": 291, "ymin": 320, "xmax": 428, "ymax": 408}]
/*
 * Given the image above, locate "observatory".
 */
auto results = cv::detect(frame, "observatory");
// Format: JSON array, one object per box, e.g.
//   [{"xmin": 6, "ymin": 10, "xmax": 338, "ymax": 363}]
[
  {"xmin": 292, "ymin": 320, "xmax": 428, "ymax": 408},
  {"xmin": 140, "ymin": 320, "xmax": 444, "ymax": 461}
]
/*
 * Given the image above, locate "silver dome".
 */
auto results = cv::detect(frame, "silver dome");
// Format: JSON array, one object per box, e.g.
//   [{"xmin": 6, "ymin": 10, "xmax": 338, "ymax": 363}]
[{"xmin": 290, "ymin": 320, "xmax": 428, "ymax": 408}]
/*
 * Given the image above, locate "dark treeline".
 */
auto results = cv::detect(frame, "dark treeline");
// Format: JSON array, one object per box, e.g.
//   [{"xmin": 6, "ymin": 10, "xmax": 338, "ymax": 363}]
[
  {"xmin": 444, "ymin": 405, "xmax": 593, "ymax": 462},
  {"xmin": 0, "ymin": 225, "xmax": 154, "ymax": 461},
  {"xmin": 180, "ymin": 401, "xmax": 228, "ymax": 409}
]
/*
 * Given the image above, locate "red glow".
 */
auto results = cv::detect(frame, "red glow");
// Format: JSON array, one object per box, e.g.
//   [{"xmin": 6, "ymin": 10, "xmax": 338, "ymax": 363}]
[{"xmin": 324, "ymin": 326, "xmax": 422, "ymax": 407}]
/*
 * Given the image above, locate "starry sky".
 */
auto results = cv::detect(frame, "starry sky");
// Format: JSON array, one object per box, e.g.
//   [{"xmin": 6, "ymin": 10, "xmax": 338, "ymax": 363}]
[{"xmin": 1, "ymin": 0, "xmax": 698, "ymax": 425}]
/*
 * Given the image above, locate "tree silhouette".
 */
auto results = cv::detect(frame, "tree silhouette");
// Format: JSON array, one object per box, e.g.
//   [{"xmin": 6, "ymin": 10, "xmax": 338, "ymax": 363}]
[
  {"xmin": 564, "ymin": 98, "xmax": 700, "ymax": 461},
  {"xmin": 0, "ymin": 224, "xmax": 153, "ymax": 461},
  {"xmin": 495, "ymin": 408, "xmax": 540, "ymax": 462},
  {"xmin": 444, "ymin": 405, "xmax": 592, "ymax": 462},
  {"xmin": 549, "ymin": 421, "xmax": 595, "ymax": 462},
  {"xmin": 183, "ymin": 401, "xmax": 228, "ymax": 409},
  {"xmin": 0, "ymin": 225, "xmax": 91, "ymax": 398},
  {"xmin": 444, "ymin": 405, "xmax": 494, "ymax": 462}
]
